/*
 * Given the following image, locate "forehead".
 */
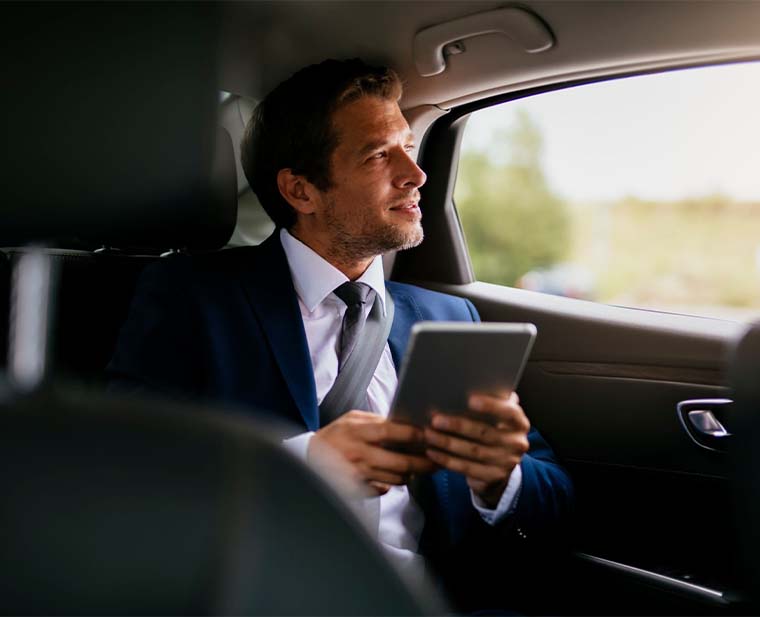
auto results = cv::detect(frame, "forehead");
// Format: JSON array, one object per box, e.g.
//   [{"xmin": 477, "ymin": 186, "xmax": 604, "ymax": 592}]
[{"xmin": 330, "ymin": 96, "xmax": 411, "ymax": 152}]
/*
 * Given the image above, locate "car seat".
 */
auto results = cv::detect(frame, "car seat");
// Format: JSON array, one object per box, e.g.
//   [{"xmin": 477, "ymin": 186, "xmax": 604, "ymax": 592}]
[
  {"xmin": 1, "ymin": 5, "xmax": 446, "ymax": 614},
  {"xmin": 0, "ymin": 126, "xmax": 236, "ymax": 385},
  {"xmin": 728, "ymin": 321, "xmax": 760, "ymax": 609}
]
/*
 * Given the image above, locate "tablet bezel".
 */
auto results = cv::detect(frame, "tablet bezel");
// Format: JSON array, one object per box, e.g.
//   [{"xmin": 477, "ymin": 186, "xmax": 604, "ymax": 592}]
[{"xmin": 389, "ymin": 321, "xmax": 537, "ymax": 427}]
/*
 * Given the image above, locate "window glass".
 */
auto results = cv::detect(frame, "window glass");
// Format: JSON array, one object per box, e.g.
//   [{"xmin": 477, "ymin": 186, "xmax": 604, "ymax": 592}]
[{"xmin": 454, "ymin": 62, "xmax": 760, "ymax": 321}]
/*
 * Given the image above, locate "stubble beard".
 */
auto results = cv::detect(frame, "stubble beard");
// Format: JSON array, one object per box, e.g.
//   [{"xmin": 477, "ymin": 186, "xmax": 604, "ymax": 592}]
[{"xmin": 323, "ymin": 199, "xmax": 424, "ymax": 264}]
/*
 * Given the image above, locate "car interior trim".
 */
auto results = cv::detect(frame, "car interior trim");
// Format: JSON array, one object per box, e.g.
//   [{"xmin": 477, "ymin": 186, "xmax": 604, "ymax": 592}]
[
  {"xmin": 404, "ymin": 104, "xmax": 450, "ymax": 155},
  {"xmin": 437, "ymin": 52, "xmax": 760, "ymax": 110},
  {"xmin": 434, "ymin": 56, "xmax": 760, "ymax": 125},
  {"xmin": 220, "ymin": 1, "xmax": 760, "ymax": 110},
  {"xmin": 532, "ymin": 361, "xmax": 723, "ymax": 387},
  {"xmin": 417, "ymin": 282, "xmax": 744, "ymax": 346},
  {"xmin": 575, "ymin": 552, "xmax": 730, "ymax": 605},
  {"xmin": 413, "ymin": 6, "xmax": 555, "ymax": 77},
  {"xmin": 676, "ymin": 398, "xmax": 734, "ymax": 452},
  {"xmin": 391, "ymin": 114, "xmax": 474, "ymax": 285},
  {"xmin": 565, "ymin": 459, "xmax": 726, "ymax": 482},
  {"xmin": 7, "ymin": 251, "xmax": 55, "ymax": 393}
]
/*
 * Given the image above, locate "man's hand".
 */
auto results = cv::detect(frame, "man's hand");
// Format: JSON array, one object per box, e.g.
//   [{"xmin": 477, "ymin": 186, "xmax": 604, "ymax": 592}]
[
  {"xmin": 423, "ymin": 392, "xmax": 530, "ymax": 508},
  {"xmin": 309, "ymin": 410, "xmax": 437, "ymax": 496}
]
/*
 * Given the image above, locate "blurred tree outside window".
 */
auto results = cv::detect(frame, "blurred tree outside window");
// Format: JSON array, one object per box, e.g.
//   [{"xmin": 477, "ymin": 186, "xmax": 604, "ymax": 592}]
[
  {"xmin": 454, "ymin": 62, "xmax": 760, "ymax": 321},
  {"xmin": 456, "ymin": 111, "xmax": 571, "ymax": 287}
]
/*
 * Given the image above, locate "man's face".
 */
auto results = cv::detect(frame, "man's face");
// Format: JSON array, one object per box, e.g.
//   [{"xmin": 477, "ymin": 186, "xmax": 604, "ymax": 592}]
[{"xmin": 306, "ymin": 96, "xmax": 427, "ymax": 262}]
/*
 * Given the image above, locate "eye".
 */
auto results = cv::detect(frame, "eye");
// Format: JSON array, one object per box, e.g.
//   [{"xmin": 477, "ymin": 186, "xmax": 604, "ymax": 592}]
[
  {"xmin": 404, "ymin": 144, "xmax": 416, "ymax": 153},
  {"xmin": 367, "ymin": 151, "xmax": 386, "ymax": 162}
]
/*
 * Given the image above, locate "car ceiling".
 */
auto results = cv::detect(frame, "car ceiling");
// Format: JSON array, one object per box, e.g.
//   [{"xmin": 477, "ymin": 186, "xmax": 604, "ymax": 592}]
[{"xmin": 219, "ymin": 0, "xmax": 760, "ymax": 111}]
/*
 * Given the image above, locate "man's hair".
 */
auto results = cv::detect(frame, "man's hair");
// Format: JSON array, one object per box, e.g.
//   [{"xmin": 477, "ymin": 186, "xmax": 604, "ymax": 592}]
[{"xmin": 240, "ymin": 58, "xmax": 402, "ymax": 228}]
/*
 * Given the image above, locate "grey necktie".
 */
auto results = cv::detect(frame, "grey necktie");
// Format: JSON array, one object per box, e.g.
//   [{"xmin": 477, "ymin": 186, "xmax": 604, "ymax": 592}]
[
  {"xmin": 333, "ymin": 282, "xmax": 381, "ymax": 533},
  {"xmin": 333, "ymin": 282, "xmax": 375, "ymax": 372}
]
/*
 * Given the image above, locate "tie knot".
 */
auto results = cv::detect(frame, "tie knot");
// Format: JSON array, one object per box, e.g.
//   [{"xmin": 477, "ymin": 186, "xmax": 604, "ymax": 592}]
[{"xmin": 334, "ymin": 281, "xmax": 372, "ymax": 308}]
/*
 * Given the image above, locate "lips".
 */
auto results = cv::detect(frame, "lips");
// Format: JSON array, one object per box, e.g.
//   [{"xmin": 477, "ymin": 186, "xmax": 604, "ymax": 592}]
[
  {"xmin": 390, "ymin": 202, "xmax": 419, "ymax": 211},
  {"xmin": 389, "ymin": 202, "xmax": 422, "ymax": 222},
  {"xmin": 390, "ymin": 192, "xmax": 421, "ymax": 211}
]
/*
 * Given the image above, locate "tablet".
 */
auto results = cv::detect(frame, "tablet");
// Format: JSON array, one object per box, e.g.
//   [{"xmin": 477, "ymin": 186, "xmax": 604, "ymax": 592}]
[{"xmin": 389, "ymin": 322, "xmax": 537, "ymax": 427}]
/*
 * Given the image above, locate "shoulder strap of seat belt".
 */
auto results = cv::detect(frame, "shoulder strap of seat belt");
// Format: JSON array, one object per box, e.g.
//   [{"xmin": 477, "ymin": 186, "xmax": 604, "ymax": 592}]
[{"xmin": 318, "ymin": 288, "xmax": 395, "ymax": 426}]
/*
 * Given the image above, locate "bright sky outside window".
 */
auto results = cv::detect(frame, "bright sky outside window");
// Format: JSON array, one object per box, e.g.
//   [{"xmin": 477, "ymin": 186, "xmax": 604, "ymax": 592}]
[{"xmin": 457, "ymin": 61, "xmax": 760, "ymax": 322}]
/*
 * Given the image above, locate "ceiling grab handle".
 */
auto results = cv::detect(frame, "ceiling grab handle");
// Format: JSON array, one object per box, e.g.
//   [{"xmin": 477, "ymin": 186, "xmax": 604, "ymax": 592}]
[{"xmin": 413, "ymin": 7, "xmax": 555, "ymax": 77}]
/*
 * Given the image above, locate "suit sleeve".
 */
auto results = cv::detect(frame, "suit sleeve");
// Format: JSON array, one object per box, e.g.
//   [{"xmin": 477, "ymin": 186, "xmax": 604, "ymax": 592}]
[
  {"xmin": 505, "ymin": 429, "xmax": 574, "ymax": 538},
  {"xmin": 461, "ymin": 294, "xmax": 574, "ymax": 538},
  {"xmin": 464, "ymin": 297, "xmax": 481, "ymax": 323},
  {"xmin": 106, "ymin": 258, "xmax": 208, "ymax": 399}
]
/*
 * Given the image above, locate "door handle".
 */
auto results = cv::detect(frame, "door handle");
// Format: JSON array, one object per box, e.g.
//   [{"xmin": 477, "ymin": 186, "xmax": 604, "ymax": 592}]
[
  {"xmin": 677, "ymin": 398, "xmax": 733, "ymax": 452},
  {"xmin": 688, "ymin": 409, "xmax": 730, "ymax": 438}
]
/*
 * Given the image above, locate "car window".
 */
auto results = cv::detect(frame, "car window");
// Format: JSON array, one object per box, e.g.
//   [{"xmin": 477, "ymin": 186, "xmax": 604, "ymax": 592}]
[{"xmin": 454, "ymin": 62, "xmax": 760, "ymax": 321}]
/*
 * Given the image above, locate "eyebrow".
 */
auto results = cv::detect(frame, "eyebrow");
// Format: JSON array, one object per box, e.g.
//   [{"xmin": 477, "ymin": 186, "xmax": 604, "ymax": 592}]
[{"xmin": 355, "ymin": 132, "xmax": 415, "ymax": 158}]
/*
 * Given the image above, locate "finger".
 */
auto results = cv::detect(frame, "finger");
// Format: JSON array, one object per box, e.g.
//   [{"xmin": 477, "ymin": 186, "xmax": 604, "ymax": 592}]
[
  {"xmin": 340, "ymin": 409, "xmax": 384, "ymax": 422},
  {"xmin": 468, "ymin": 394, "xmax": 530, "ymax": 432},
  {"xmin": 368, "ymin": 481, "xmax": 391, "ymax": 495},
  {"xmin": 428, "ymin": 418, "xmax": 531, "ymax": 456},
  {"xmin": 467, "ymin": 477, "xmax": 489, "ymax": 494},
  {"xmin": 357, "ymin": 420, "xmax": 425, "ymax": 445},
  {"xmin": 363, "ymin": 444, "xmax": 438, "ymax": 475},
  {"xmin": 502, "ymin": 391, "xmax": 519, "ymax": 405},
  {"xmin": 424, "ymin": 427, "xmax": 514, "ymax": 466},
  {"xmin": 356, "ymin": 464, "xmax": 407, "ymax": 486},
  {"xmin": 430, "ymin": 413, "xmax": 506, "ymax": 446},
  {"xmin": 484, "ymin": 389, "xmax": 520, "ymax": 405},
  {"xmin": 426, "ymin": 448, "xmax": 513, "ymax": 484}
]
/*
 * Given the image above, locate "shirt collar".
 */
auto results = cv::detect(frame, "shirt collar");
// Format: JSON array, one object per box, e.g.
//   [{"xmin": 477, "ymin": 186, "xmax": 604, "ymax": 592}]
[{"xmin": 279, "ymin": 228, "xmax": 386, "ymax": 315}]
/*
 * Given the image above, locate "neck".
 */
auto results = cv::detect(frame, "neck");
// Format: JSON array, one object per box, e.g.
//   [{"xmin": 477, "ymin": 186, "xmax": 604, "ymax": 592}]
[{"xmin": 287, "ymin": 227, "xmax": 374, "ymax": 281}]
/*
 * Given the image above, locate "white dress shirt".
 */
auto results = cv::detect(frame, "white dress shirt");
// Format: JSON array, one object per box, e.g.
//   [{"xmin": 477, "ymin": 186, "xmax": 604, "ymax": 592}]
[{"xmin": 278, "ymin": 228, "xmax": 522, "ymax": 571}]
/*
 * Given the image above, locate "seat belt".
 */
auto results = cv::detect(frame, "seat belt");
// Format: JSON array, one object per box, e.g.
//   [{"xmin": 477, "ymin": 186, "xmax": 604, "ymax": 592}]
[
  {"xmin": 318, "ymin": 288, "xmax": 398, "ymax": 537},
  {"xmin": 319, "ymin": 288, "xmax": 395, "ymax": 425}
]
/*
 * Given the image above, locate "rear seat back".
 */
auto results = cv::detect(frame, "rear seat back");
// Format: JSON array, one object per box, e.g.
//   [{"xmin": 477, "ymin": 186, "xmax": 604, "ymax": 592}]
[
  {"xmin": 3, "ymin": 250, "xmax": 154, "ymax": 383},
  {"xmin": 2, "ymin": 3, "xmax": 237, "ymax": 385},
  {"xmin": 2, "ymin": 126, "xmax": 237, "ymax": 384}
]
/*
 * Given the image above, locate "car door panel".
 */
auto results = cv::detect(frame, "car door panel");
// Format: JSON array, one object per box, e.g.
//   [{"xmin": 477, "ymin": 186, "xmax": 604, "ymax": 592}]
[{"xmin": 416, "ymin": 280, "xmax": 746, "ymax": 614}]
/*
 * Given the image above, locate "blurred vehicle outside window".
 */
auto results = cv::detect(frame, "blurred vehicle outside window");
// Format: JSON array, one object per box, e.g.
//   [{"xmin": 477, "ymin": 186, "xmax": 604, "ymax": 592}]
[{"xmin": 455, "ymin": 62, "xmax": 760, "ymax": 321}]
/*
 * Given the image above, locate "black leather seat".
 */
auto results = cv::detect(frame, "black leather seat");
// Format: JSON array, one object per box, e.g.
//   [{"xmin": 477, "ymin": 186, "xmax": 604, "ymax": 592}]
[
  {"xmin": 2, "ymin": 3, "xmax": 237, "ymax": 385},
  {"xmin": 1, "ymin": 126, "xmax": 236, "ymax": 385},
  {"xmin": 0, "ymin": 385, "xmax": 442, "ymax": 615},
  {"xmin": 1, "ymin": 5, "xmax": 444, "ymax": 614},
  {"xmin": 728, "ymin": 322, "xmax": 760, "ymax": 608}
]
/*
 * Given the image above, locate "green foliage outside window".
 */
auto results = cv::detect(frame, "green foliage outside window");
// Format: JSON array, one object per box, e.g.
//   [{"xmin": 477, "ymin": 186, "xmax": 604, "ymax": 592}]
[
  {"xmin": 454, "ymin": 110, "xmax": 571, "ymax": 286},
  {"xmin": 454, "ymin": 108, "xmax": 760, "ymax": 319}
]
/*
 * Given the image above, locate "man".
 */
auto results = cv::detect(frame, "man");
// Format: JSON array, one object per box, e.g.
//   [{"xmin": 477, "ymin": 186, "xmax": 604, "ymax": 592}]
[{"xmin": 108, "ymin": 59, "xmax": 573, "ymax": 611}]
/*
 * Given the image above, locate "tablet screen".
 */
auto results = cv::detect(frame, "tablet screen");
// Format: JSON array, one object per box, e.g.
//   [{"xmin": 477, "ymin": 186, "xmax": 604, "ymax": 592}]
[{"xmin": 389, "ymin": 322, "xmax": 536, "ymax": 427}]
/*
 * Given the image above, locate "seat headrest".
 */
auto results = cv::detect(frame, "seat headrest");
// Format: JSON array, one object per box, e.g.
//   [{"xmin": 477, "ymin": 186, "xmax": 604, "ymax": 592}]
[{"xmin": 2, "ymin": 4, "xmax": 236, "ymax": 252}]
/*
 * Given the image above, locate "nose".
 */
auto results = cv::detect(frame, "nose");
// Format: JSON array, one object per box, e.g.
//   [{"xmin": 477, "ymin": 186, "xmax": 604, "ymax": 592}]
[{"xmin": 393, "ymin": 149, "xmax": 427, "ymax": 190}]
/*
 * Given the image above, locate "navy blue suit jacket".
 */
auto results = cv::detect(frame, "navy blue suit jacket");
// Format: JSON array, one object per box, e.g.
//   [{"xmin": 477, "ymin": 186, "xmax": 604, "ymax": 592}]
[{"xmin": 108, "ymin": 232, "xmax": 573, "ymax": 608}]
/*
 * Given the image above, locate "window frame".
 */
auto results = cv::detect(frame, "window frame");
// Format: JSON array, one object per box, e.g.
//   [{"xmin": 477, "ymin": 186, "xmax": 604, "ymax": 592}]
[{"xmin": 392, "ymin": 59, "xmax": 760, "ymax": 304}]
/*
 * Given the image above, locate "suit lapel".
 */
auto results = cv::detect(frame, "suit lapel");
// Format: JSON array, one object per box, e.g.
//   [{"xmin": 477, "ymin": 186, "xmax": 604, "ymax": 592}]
[
  {"xmin": 238, "ymin": 233, "xmax": 319, "ymax": 431},
  {"xmin": 235, "ymin": 243, "xmax": 455, "ymax": 540},
  {"xmin": 386, "ymin": 282, "xmax": 423, "ymax": 369}
]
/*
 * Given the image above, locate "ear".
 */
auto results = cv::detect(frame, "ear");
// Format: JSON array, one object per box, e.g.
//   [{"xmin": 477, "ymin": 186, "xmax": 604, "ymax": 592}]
[{"xmin": 276, "ymin": 169, "xmax": 319, "ymax": 215}]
